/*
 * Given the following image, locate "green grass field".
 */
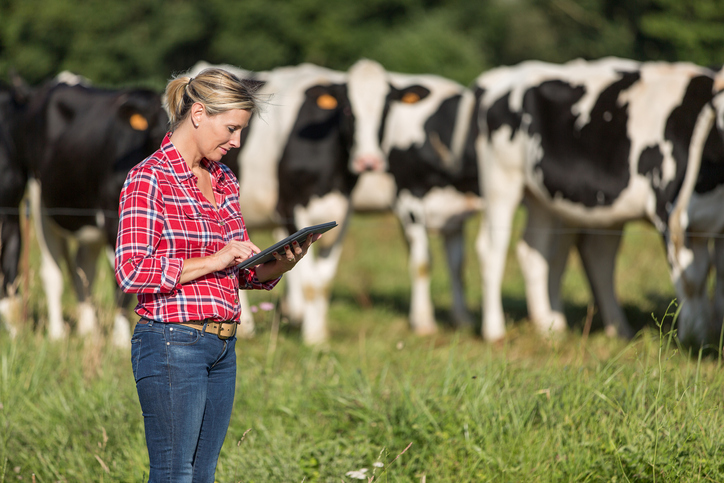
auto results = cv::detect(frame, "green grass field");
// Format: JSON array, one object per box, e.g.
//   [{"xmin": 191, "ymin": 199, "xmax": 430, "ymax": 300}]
[{"xmin": 2, "ymin": 210, "xmax": 723, "ymax": 482}]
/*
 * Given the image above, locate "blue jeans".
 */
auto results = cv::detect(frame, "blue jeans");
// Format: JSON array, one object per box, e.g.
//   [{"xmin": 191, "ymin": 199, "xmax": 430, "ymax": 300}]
[{"xmin": 131, "ymin": 319, "xmax": 237, "ymax": 483}]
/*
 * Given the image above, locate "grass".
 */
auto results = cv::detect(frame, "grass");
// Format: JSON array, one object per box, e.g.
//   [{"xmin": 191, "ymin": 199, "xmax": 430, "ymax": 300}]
[{"xmin": 3, "ymin": 210, "xmax": 724, "ymax": 482}]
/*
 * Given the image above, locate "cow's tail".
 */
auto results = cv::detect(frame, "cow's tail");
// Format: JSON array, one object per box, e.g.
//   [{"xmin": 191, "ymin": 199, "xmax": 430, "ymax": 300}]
[{"xmin": 668, "ymin": 102, "xmax": 715, "ymax": 265}]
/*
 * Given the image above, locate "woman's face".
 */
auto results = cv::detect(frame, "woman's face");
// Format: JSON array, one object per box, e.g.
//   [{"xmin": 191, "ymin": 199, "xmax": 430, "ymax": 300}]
[{"xmin": 196, "ymin": 108, "xmax": 251, "ymax": 162}]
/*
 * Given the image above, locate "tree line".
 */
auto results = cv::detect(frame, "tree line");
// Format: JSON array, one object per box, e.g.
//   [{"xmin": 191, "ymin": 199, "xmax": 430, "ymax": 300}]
[{"xmin": 0, "ymin": 0, "xmax": 723, "ymax": 90}]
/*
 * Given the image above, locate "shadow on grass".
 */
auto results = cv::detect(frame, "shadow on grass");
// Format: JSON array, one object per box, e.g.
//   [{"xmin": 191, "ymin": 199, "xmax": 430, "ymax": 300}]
[
  {"xmin": 563, "ymin": 291, "xmax": 678, "ymax": 336},
  {"xmin": 323, "ymin": 288, "xmax": 679, "ymax": 339}
]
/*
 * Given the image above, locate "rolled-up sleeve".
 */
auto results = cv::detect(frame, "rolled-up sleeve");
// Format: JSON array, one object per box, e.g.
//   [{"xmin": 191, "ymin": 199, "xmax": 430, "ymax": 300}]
[
  {"xmin": 240, "ymin": 269, "xmax": 280, "ymax": 291},
  {"xmin": 114, "ymin": 169, "xmax": 183, "ymax": 294}
]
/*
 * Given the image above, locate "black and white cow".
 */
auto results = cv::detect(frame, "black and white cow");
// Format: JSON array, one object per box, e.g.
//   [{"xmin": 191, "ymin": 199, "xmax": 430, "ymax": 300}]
[
  {"xmin": 16, "ymin": 78, "xmax": 167, "ymax": 345},
  {"xmin": 0, "ymin": 79, "xmax": 30, "ymax": 335},
  {"xmin": 474, "ymin": 58, "xmax": 724, "ymax": 346},
  {"xmin": 189, "ymin": 61, "xmax": 377, "ymax": 344},
  {"xmin": 349, "ymin": 70, "xmax": 480, "ymax": 334}
]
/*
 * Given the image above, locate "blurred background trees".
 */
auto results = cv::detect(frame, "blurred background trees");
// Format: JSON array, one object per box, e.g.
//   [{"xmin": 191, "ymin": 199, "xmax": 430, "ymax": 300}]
[{"xmin": 0, "ymin": 0, "xmax": 722, "ymax": 89}]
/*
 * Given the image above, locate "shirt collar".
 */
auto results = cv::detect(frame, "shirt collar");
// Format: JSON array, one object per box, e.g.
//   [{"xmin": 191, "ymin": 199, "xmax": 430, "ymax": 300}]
[{"xmin": 161, "ymin": 133, "xmax": 227, "ymax": 186}]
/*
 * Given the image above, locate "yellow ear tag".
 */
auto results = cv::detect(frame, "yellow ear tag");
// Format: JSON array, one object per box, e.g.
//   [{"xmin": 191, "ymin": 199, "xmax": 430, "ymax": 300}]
[
  {"xmin": 316, "ymin": 94, "xmax": 338, "ymax": 110},
  {"xmin": 130, "ymin": 113, "xmax": 149, "ymax": 131},
  {"xmin": 401, "ymin": 92, "xmax": 421, "ymax": 104}
]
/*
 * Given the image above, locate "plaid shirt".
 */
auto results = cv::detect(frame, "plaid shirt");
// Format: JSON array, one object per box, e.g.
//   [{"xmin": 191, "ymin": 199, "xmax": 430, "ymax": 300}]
[{"xmin": 114, "ymin": 133, "xmax": 278, "ymax": 324}]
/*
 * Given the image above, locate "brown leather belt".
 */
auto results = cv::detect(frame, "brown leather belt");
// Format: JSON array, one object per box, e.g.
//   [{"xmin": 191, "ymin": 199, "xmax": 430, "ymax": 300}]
[
  {"xmin": 176, "ymin": 320, "xmax": 237, "ymax": 339},
  {"xmin": 139, "ymin": 318, "xmax": 237, "ymax": 339}
]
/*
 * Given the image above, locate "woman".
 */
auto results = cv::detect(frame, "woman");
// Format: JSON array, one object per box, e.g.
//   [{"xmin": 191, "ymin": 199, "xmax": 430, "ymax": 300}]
[{"xmin": 115, "ymin": 67, "xmax": 317, "ymax": 482}]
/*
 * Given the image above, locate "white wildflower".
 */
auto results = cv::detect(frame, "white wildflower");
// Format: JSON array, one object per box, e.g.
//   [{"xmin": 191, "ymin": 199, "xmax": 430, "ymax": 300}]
[
  {"xmin": 373, "ymin": 461, "xmax": 384, "ymax": 468},
  {"xmin": 345, "ymin": 468, "xmax": 368, "ymax": 480}
]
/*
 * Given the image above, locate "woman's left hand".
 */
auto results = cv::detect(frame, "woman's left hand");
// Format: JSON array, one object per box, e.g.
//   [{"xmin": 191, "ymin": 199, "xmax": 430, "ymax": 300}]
[{"xmin": 271, "ymin": 233, "xmax": 319, "ymax": 268}]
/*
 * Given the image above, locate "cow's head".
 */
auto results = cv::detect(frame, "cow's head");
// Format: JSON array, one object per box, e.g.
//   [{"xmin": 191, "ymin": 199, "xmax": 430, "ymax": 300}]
[
  {"xmin": 346, "ymin": 59, "xmax": 389, "ymax": 174},
  {"xmin": 666, "ymin": 66, "xmax": 724, "ymax": 348},
  {"xmin": 383, "ymin": 71, "xmax": 477, "ymax": 177}
]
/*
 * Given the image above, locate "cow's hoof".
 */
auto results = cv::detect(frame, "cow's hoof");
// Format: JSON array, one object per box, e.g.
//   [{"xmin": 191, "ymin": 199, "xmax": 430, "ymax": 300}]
[
  {"xmin": 413, "ymin": 324, "xmax": 438, "ymax": 336},
  {"xmin": 77, "ymin": 302, "xmax": 97, "ymax": 336},
  {"xmin": 533, "ymin": 312, "xmax": 567, "ymax": 336},
  {"xmin": 604, "ymin": 324, "xmax": 634, "ymax": 340}
]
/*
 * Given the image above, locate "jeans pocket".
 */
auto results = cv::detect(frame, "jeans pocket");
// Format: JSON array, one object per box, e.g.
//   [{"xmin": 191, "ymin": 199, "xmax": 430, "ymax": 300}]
[{"xmin": 168, "ymin": 325, "xmax": 201, "ymax": 346}]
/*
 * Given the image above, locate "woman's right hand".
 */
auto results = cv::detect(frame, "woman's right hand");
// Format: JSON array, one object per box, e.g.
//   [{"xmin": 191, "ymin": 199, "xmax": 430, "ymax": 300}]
[
  {"xmin": 179, "ymin": 240, "xmax": 261, "ymax": 284},
  {"xmin": 212, "ymin": 240, "xmax": 262, "ymax": 271}
]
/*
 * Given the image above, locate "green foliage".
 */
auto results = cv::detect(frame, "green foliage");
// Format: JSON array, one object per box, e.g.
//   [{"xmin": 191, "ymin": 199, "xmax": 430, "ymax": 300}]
[
  {"xmin": 640, "ymin": 0, "xmax": 724, "ymax": 66},
  {"xmin": 0, "ymin": 0, "xmax": 718, "ymax": 88}
]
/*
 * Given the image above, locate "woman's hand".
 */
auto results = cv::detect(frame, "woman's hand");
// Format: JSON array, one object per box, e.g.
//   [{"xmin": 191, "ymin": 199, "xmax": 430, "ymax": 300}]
[
  {"xmin": 212, "ymin": 240, "xmax": 262, "ymax": 271},
  {"xmin": 179, "ymin": 239, "xmax": 261, "ymax": 284},
  {"xmin": 254, "ymin": 233, "xmax": 322, "ymax": 282}
]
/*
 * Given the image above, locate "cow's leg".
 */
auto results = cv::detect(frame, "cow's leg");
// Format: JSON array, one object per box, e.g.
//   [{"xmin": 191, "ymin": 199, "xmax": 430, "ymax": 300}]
[
  {"xmin": 275, "ymin": 226, "xmax": 306, "ymax": 326},
  {"xmin": 442, "ymin": 226, "xmax": 473, "ymax": 329},
  {"xmin": 576, "ymin": 229, "xmax": 632, "ymax": 339},
  {"xmin": 545, "ymin": 223, "xmax": 575, "ymax": 318},
  {"xmin": 395, "ymin": 192, "xmax": 437, "ymax": 335},
  {"xmin": 477, "ymin": 143, "xmax": 525, "ymax": 341},
  {"xmin": 674, "ymin": 235, "xmax": 712, "ymax": 347},
  {"xmin": 711, "ymin": 238, "xmax": 724, "ymax": 346},
  {"xmin": 281, "ymin": 264, "xmax": 303, "ymax": 325},
  {"xmin": 516, "ymin": 198, "xmax": 567, "ymax": 336},
  {"xmin": 29, "ymin": 180, "xmax": 68, "ymax": 339},
  {"xmin": 291, "ymin": 194, "xmax": 351, "ymax": 345},
  {"xmin": 299, "ymin": 240, "xmax": 344, "ymax": 345},
  {"xmin": 104, "ymin": 246, "xmax": 132, "ymax": 347},
  {"xmin": 0, "ymin": 217, "xmax": 21, "ymax": 337},
  {"xmin": 73, "ymin": 239, "xmax": 104, "ymax": 337},
  {"xmin": 112, "ymin": 289, "xmax": 134, "ymax": 347}
]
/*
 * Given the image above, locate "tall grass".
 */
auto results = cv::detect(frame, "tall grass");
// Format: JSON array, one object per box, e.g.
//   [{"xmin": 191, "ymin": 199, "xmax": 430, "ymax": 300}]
[{"xmin": 3, "ymin": 211, "xmax": 722, "ymax": 482}]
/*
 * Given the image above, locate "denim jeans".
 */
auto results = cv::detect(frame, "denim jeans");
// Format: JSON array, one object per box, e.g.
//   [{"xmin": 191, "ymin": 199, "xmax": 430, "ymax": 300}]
[{"xmin": 131, "ymin": 319, "xmax": 237, "ymax": 483}]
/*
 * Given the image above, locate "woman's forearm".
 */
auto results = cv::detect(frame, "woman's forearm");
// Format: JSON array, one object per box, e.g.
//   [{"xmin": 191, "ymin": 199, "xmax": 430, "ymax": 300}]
[{"xmin": 179, "ymin": 255, "xmax": 222, "ymax": 284}]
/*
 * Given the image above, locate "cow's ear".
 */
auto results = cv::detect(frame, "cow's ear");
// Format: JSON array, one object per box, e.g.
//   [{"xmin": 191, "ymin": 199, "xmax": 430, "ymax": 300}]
[
  {"xmin": 392, "ymin": 85, "xmax": 431, "ymax": 104},
  {"xmin": 8, "ymin": 69, "xmax": 32, "ymax": 104}
]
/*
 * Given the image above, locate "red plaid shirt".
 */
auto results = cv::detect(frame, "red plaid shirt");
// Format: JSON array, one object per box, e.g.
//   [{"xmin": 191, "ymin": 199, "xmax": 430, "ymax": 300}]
[{"xmin": 114, "ymin": 133, "xmax": 278, "ymax": 323}]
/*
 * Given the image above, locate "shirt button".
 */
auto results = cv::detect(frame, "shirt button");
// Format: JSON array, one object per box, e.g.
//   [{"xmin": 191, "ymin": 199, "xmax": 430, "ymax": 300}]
[{"xmin": 234, "ymin": 298, "xmax": 239, "ymax": 303}]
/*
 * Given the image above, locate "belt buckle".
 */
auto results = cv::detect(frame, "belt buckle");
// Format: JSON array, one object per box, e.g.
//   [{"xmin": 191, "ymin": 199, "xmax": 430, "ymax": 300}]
[{"xmin": 216, "ymin": 321, "xmax": 236, "ymax": 340}]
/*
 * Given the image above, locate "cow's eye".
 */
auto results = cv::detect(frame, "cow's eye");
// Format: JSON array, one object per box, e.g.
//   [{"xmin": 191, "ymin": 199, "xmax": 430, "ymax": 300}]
[
  {"xmin": 401, "ymin": 92, "xmax": 421, "ymax": 104},
  {"xmin": 317, "ymin": 94, "xmax": 338, "ymax": 110}
]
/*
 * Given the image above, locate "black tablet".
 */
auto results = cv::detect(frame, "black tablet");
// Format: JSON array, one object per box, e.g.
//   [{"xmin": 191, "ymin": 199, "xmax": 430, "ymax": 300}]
[{"xmin": 236, "ymin": 221, "xmax": 338, "ymax": 270}]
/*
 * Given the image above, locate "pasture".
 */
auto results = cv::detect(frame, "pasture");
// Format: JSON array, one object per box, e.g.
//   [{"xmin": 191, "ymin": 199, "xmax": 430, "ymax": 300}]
[{"xmin": 2, "ymin": 209, "xmax": 724, "ymax": 482}]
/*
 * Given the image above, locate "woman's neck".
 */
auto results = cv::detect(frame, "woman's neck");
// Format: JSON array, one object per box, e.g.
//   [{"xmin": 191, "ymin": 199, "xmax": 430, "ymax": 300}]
[{"xmin": 170, "ymin": 123, "xmax": 203, "ymax": 170}]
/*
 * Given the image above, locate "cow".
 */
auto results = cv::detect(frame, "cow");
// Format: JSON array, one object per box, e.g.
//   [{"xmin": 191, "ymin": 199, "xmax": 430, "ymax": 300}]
[
  {"xmin": 473, "ymin": 57, "xmax": 724, "ymax": 347},
  {"xmin": 187, "ymin": 60, "xmax": 374, "ymax": 344},
  {"xmin": 352, "ymin": 70, "xmax": 481, "ymax": 334},
  {"xmin": 15, "ymin": 78, "xmax": 168, "ymax": 346},
  {"xmin": 0, "ymin": 78, "xmax": 30, "ymax": 336}
]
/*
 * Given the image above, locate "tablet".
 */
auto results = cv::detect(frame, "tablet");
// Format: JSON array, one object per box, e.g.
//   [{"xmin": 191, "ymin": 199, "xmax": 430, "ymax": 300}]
[{"xmin": 236, "ymin": 221, "xmax": 338, "ymax": 270}]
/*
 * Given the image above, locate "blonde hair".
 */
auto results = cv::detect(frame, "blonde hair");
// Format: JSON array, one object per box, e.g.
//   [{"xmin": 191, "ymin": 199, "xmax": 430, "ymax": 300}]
[{"xmin": 164, "ymin": 67, "xmax": 261, "ymax": 131}]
